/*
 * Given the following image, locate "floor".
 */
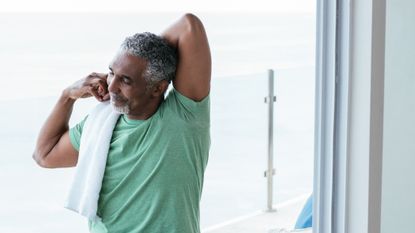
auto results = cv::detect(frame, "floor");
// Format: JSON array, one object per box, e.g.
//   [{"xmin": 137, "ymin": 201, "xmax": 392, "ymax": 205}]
[{"xmin": 202, "ymin": 194, "xmax": 311, "ymax": 233}]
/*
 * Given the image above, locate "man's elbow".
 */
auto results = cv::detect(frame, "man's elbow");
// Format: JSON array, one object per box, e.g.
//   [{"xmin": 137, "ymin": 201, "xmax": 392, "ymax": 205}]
[
  {"xmin": 32, "ymin": 151, "xmax": 52, "ymax": 168},
  {"xmin": 182, "ymin": 13, "xmax": 205, "ymax": 34}
]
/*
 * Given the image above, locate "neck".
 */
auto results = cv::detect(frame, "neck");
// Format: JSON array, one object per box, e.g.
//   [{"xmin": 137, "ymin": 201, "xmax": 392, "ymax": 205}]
[{"xmin": 125, "ymin": 96, "xmax": 164, "ymax": 120}]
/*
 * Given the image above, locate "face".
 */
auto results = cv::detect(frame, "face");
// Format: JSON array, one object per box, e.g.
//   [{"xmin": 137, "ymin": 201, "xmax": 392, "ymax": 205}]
[{"xmin": 107, "ymin": 51, "xmax": 155, "ymax": 116}]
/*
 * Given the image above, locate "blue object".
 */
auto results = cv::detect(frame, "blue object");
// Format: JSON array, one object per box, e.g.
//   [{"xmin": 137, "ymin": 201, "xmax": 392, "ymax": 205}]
[{"xmin": 294, "ymin": 195, "xmax": 313, "ymax": 229}]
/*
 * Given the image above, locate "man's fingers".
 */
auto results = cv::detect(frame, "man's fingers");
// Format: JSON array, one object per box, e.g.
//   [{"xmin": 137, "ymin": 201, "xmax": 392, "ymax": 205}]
[
  {"xmin": 88, "ymin": 80, "xmax": 110, "ymax": 102},
  {"xmin": 102, "ymin": 93, "xmax": 110, "ymax": 101},
  {"xmin": 88, "ymin": 72, "xmax": 108, "ymax": 81},
  {"xmin": 68, "ymin": 72, "xmax": 109, "ymax": 100},
  {"xmin": 86, "ymin": 76, "xmax": 107, "ymax": 86},
  {"xmin": 88, "ymin": 77, "xmax": 108, "ymax": 91},
  {"xmin": 97, "ymin": 81, "xmax": 109, "ymax": 99},
  {"xmin": 86, "ymin": 79, "xmax": 108, "ymax": 95},
  {"xmin": 89, "ymin": 86, "xmax": 103, "ymax": 102}
]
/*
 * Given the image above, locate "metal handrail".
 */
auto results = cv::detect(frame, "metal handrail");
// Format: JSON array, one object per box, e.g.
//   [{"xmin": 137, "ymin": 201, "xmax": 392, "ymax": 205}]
[{"xmin": 264, "ymin": 69, "xmax": 277, "ymax": 212}]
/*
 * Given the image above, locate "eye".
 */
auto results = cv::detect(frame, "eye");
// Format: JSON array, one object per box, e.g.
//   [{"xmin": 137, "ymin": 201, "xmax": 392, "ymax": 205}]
[{"xmin": 122, "ymin": 77, "xmax": 131, "ymax": 85}]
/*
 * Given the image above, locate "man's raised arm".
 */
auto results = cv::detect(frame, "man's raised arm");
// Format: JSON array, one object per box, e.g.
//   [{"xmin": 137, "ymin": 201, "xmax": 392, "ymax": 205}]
[
  {"xmin": 33, "ymin": 73, "xmax": 109, "ymax": 168},
  {"xmin": 162, "ymin": 13, "xmax": 211, "ymax": 101}
]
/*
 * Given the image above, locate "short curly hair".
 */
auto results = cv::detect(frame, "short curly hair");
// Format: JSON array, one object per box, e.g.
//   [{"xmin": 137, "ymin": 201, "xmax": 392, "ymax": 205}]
[{"xmin": 120, "ymin": 32, "xmax": 178, "ymax": 87}]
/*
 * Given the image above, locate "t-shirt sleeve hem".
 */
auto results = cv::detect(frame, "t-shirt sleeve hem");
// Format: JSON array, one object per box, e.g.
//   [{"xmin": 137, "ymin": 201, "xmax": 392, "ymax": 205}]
[
  {"xmin": 69, "ymin": 128, "xmax": 80, "ymax": 152},
  {"xmin": 173, "ymin": 88, "xmax": 210, "ymax": 108}
]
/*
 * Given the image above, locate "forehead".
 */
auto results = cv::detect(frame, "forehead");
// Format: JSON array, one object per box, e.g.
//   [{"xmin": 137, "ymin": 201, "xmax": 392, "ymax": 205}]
[{"xmin": 110, "ymin": 51, "xmax": 148, "ymax": 78}]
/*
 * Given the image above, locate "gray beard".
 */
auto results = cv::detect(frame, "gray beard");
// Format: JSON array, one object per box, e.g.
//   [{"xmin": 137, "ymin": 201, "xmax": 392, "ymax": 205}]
[{"xmin": 110, "ymin": 100, "xmax": 130, "ymax": 114}]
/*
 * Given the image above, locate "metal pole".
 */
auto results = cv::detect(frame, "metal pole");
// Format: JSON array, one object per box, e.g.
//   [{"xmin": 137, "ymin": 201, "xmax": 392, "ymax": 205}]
[{"xmin": 265, "ymin": 69, "xmax": 276, "ymax": 212}]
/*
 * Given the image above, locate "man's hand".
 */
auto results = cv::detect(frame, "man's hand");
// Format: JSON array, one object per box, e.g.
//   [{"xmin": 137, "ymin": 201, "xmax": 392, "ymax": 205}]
[{"xmin": 64, "ymin": 72, "xmax": 110, "ymax": 102}]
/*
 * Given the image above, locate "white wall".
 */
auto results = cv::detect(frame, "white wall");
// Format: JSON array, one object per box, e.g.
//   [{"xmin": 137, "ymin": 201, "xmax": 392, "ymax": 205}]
[{"xmin": 381, "ymin": 1, "xmax": 415, "ymax": 233}]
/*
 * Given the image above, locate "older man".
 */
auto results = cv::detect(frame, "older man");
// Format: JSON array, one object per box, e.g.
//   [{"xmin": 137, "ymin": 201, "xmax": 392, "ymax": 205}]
[{"xmin": 33, "ymin": 13, "xmax": 211, "ymax": 233}]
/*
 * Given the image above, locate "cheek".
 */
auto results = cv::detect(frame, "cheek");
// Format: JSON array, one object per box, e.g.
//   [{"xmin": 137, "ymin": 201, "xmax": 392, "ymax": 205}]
[
  {"xmin": 128, "ymin": 89, "xmax": 148, "ymax": 105},
  {"xmin": 119, "ymin": 89, "xmax": 137, "ymax": 104}
]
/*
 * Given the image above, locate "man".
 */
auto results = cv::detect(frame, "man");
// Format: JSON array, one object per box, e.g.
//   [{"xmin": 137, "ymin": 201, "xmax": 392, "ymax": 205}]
[{"xmin": 33, "ymin": 13, "xmax": 211, "ymax": 233}]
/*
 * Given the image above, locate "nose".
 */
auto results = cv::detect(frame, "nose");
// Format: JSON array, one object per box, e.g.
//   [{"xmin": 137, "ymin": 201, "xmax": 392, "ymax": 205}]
[{"xmin": 107, "ymin": 75, "xmax": 120, "ymax": 93}]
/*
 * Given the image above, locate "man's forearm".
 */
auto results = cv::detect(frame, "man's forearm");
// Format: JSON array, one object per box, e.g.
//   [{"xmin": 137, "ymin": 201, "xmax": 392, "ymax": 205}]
[{"xmin": 33, "ymin": 91, "xmax": 75, "ymax": 162}]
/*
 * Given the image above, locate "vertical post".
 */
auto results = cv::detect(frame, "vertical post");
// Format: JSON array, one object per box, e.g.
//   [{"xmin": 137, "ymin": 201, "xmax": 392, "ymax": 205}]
[{"xmin": 265, "ymin": 69, "xmax": 276, "ymax": 212}]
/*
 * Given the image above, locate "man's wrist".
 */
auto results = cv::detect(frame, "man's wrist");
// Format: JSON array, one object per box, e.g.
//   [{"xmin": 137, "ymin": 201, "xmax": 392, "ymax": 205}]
[{"xmin": 60, "ymin": 89, "xmax": 77, "ymax": 104}]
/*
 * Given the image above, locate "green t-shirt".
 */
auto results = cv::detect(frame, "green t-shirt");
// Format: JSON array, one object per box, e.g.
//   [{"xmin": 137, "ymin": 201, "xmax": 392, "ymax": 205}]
[{"xmin": 69, "ymin": 88, "xmax": 210, "ymax": 233}]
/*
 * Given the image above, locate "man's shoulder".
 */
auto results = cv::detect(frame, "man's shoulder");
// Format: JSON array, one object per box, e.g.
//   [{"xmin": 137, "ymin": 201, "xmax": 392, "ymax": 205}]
[{"xmin": 160, "ymin": 87, "xmax": 210, "ymax": 126}]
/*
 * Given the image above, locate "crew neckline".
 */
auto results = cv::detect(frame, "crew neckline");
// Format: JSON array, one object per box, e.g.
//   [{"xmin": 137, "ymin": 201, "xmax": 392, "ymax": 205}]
[{"xmin": 121, "ymin": 114, "xmax": 147, "ymax": 125}]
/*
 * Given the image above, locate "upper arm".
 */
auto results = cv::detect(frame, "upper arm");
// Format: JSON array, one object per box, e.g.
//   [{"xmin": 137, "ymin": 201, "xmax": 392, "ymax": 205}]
[
  {"xmin": 36, "ymin": 130, "xmax": 79, "ymax": 168},
  {"xmin": 163, "ymin": 14, "xmax": 211, "ymax": 101}
]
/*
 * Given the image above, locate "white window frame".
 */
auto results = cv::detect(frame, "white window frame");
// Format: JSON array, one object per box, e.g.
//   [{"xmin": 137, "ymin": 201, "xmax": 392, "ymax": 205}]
[{"xmin": 313, "ymin": 0, "xmax": 386, "ymax": 232}]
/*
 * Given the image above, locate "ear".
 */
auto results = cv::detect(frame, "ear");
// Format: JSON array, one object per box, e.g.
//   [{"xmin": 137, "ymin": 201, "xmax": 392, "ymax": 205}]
[{"xmin": 151, "ymin": 80, "xmax": 169, "ymax": 97}]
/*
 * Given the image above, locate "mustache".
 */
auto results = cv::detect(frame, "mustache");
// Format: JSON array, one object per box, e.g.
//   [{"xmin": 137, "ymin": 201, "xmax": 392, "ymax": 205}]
[{"xmin": 110, "ymin": 93, "xmax": 127, "ymax": 102}]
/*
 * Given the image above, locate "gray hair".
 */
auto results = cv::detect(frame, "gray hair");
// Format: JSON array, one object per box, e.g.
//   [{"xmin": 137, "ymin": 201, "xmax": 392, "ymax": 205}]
[{"xmin": 120, "ymin": 32, "xmax": 178, "ymax": 87}]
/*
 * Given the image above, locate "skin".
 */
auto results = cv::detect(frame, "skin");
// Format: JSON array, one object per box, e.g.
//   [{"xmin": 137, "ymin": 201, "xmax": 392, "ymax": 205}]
[
  {"xmin": 33, "ymin": 13, "xmax": 211, "ymax": 168},
  {"xmin": 107, "ymin": 51, "xmax": 168, "ymax": 119}
]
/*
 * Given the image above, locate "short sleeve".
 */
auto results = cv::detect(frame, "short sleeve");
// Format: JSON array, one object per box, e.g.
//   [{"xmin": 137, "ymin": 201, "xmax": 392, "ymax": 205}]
[
  {"xmin": 163, "ymin": 88, "xmax": 210, "ymax": 127},
  {"xmin": 69, "ymin": 116, "xmax": 88, "ymax": 151}
]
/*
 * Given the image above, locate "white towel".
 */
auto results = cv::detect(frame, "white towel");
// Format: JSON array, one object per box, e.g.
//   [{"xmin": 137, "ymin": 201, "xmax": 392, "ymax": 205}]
[{"xmin": 64, "ymin": 101, "xmax": 120, "ymax": 221}]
